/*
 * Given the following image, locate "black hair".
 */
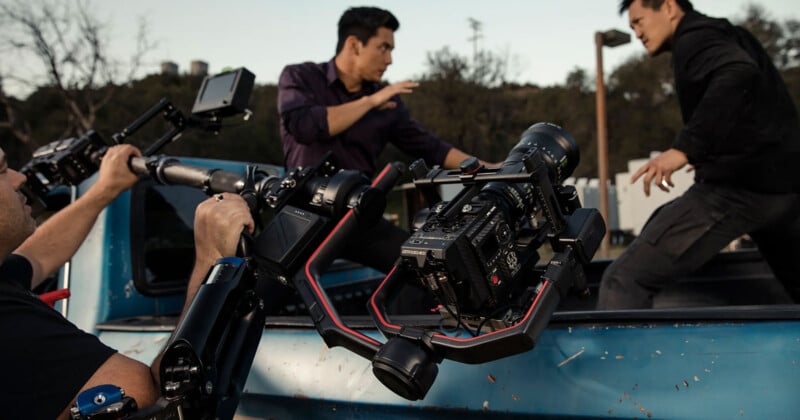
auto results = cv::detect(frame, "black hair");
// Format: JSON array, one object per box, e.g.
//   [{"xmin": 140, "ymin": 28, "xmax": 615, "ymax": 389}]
[
  {"xmin": 336, "ymin": 7, "xmax": 400, "ymax": 54},
  {"xmin": 618, "ymin": 0, "xmax": 694, "ymax": 15}
]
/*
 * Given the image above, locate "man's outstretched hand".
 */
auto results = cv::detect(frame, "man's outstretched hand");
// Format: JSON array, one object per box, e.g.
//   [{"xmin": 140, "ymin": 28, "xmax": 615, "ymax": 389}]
[
  {"xmin": 369, "ymin": 80, "xmax": 419, "ymax": 110},
  {"xmin": 630, "ymin": 148, "xmax": 689, "ymax": 196}
]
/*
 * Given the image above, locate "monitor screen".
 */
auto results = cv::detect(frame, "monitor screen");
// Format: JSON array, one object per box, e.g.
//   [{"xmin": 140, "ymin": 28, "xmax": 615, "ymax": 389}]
[
  {"xmin": 197, "ymin": 71, "xmax": 237, "ymax": 105},
  {"xmin": 191, "ymin": 67, "xmax": 254, "ymax": 117}
]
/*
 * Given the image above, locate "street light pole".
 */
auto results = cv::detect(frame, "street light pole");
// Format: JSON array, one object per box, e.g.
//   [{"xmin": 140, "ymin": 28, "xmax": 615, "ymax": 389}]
[
  {"xmin": 595, "ymin": 32, "xmax": 610, "ymax": 258},
  {"xmin": 594, "ymin": 29, "xmax": 630, "ymax": 259}
]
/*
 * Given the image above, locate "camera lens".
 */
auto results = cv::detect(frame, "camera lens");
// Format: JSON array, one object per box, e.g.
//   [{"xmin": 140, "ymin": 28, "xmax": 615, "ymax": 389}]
[
  {"xmin": 512, "ymin": 122, "xmax": 579, "ymax": 184},
  {"xmin": 481, "ymin": 122, "xmax": 579, "ymax": 220}
]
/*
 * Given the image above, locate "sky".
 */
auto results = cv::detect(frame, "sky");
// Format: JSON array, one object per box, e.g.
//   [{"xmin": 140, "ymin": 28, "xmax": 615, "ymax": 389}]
[{"xmin": 5, "ymin": 0, "xmax": 800, "ymax": 94}]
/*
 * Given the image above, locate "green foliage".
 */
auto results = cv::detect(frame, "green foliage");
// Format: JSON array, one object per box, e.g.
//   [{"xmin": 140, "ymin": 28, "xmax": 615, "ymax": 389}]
[{"xmin": 605, "ymin": 53, "xmax": 680, "ymax": 174}]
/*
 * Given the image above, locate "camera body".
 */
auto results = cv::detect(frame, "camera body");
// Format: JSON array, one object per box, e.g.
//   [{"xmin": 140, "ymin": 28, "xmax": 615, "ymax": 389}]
[
  {"xmin": 402, "ymin": 193, "xmax": 523, "ymax": 317},
  {"xmin": 20, "ymin": 130, "xmax": 108, "ymax": 213},
  {"xmin": 368, "ymin": 123, "xmax": 604, "ymax": 400},
  {"xmin": 399, "ymin": 122, "xmax": 582, "ymax": 325}
]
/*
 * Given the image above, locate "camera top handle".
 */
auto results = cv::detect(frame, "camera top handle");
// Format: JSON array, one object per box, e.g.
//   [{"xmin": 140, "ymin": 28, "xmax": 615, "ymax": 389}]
[{"xmin": 111, "ymin": 98, "xmax": 213, "ymax": 157}]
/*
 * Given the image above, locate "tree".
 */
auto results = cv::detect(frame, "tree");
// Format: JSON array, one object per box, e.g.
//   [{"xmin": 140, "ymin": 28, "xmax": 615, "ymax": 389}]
[
  {"xmin": 422, "ymin": 46, "xmax": 512, "ymax": 88},
  {"xmin": 734, "ymin": 4, "xmax": 800, "ymax": 70},
  {"xmin": 423, "ymin": 18, "xmax": 518, "ymax": 88},
  {"xmin": 565, "ymin": 67, "xmax": 592, "ymax": 93},
  {"xmin": 0, "ymin": 0, "xmax": 152, "ymax": 151}
]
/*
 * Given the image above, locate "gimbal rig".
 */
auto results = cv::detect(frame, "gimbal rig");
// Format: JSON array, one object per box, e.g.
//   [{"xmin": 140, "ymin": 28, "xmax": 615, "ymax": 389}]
[
  {"xmin": 20, "ymin": 67, "xmax": 604, "ymax": 419},
  {"xmin": 123, "ymin": 122, "xmax": 602, "ymax": 417}
]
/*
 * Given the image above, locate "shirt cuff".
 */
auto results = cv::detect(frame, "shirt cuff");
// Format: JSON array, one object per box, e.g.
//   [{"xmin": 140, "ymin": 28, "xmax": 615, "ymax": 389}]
[{"xmin": 672, "ymin": 128, "xmax": 701, "ymax": 164}]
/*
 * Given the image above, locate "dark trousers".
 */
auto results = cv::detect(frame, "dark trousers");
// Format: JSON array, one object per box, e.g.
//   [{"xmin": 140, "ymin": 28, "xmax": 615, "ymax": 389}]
[{"xmin": 597, "ymin": 183, "xmax": 800, "ymax": 309}]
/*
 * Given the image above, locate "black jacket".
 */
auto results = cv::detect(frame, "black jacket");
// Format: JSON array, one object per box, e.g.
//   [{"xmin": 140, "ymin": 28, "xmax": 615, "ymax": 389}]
[{"xmin": 671, "ymin": 11, "xmax": 800, "ymax": 193}]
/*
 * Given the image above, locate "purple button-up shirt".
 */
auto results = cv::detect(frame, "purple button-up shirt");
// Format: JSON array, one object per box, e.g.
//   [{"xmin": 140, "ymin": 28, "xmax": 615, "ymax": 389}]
[{"xmin": 277, "ymin": 59, "xmax": 452, "ymax": 177}]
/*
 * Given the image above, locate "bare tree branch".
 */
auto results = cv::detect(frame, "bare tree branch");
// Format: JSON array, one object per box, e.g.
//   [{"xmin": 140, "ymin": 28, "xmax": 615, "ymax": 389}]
[{"xmin": 0, "ymin": 0, "xmax": 152, "ymax": 146}]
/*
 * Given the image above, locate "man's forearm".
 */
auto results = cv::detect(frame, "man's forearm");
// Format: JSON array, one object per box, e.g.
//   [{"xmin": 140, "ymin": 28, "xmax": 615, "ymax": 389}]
[
  {"xmin": 14, "ymin": 184, "xmax": 121, "ymax": 288},
  {"xmin": 445, "ymin": 147, "xmax": 492, "ymax": 169},
  {"xmin": 326, "ymin": 96, "xmax": 374, "ymax": 136}
]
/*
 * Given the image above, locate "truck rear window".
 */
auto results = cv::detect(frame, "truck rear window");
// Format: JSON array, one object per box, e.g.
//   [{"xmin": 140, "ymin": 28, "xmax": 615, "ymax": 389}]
[{"xmin": 131, "ymin": 179, "xmax": 207, "ymax": 296}]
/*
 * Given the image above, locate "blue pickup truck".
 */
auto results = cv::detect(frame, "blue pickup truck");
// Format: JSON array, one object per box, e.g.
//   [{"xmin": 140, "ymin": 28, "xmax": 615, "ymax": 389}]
[{"xmin": 39, "ymin": 151, "xmax": 798, "ymax": 419}]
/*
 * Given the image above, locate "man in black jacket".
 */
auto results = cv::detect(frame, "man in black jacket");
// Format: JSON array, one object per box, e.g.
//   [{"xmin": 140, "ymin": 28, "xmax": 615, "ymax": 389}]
[{"xmin": 598, "ymin": 0, "xmax": 800, "ymax": 309}]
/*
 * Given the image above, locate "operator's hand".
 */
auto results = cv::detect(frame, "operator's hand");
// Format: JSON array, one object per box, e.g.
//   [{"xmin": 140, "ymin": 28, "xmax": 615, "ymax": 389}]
[
  {"xmin": 193, "ymin": 193, "xmax": 255, "ymax": 262},
  {"xmin": 630, "ymin": 148, "xmax": 689, "ymax": 196},
  {"xmin": 91, "ymin": 144, "xmax": 142, "ymax": 201},
  {"xmin": 368, "ymin": 80, "xmax": 419, "ymax": 110}
]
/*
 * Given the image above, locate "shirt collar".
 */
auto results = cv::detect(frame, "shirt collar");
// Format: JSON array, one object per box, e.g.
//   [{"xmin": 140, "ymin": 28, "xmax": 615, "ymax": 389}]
[
  {"xmin": 324, "ymin": 57, "xmax": 381, "ymax": 94},
  {"xmin": 325, "ymin": 58, "xmax": 340, "ymax": 87}
]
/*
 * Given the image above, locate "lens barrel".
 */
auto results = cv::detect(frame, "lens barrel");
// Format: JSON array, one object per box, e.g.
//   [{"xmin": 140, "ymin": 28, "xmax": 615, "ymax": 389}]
[{"xmin": 481, "ymin": 122, "xmax": 579, "ymax": 219}]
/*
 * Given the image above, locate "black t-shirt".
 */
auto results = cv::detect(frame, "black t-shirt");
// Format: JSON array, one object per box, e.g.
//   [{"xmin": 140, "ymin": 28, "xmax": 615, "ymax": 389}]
[{"xmin": 0, "ymin": 254, "xmax": 117, "ymax": 419}]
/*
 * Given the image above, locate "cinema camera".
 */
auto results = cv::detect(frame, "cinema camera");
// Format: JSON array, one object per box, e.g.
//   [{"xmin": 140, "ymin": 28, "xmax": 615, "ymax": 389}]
[
  {"xmin": 366, "ymin": 122, "xmax": 606, "ymax": 400},
  {"xmin": 401, "ymin": 122, "xmax": 592, "ymax": 326},
  {"xmin": 19, "ymin": 67, "xmax": 255, "ymax": 215}
]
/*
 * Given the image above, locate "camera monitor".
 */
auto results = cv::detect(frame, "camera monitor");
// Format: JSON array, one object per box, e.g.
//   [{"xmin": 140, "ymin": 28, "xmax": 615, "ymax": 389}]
[{"xmin": 191, "ymin": 67, "xmax": 255, "ymax": 118}]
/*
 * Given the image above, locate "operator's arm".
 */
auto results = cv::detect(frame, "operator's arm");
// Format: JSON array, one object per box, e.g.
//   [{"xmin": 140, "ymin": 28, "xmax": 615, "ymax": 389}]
[
  {"xmin": 14, "ymin": 145, "xmax": 141, "ymax": 289},
  {"xmin": 182, "ymin": 193, "xmax": 255, "ymax": 313},
  {"xmin": 67, "ymin": 192, "xmax": 254, "ymax": 418},
  {"xmin": 150, "ymin": 193, "xmax": 254, "ymax": 386}
]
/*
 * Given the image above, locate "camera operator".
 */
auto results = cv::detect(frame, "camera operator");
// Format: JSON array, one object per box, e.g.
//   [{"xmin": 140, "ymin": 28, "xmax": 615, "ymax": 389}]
[
  {"xmin": 277, "ymin": 6, "xmax": 495, "ymax": 272},
  {"xmin": 0, "ymin": 144, "xmax": 255, "ymax": 419},
  {"xmin": 597, "ymin": 0, "xmax": 800, "ymax": 309}
]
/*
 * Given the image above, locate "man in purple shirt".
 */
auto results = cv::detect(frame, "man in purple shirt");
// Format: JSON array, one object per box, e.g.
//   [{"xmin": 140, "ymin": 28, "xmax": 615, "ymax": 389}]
[
  {"xmin": 278, "ymin": 6, "xmax": 485, "ymax": 179},
  {"xmin": 278, "ymin": 6, "xmax": 490, "ymax": 273}
]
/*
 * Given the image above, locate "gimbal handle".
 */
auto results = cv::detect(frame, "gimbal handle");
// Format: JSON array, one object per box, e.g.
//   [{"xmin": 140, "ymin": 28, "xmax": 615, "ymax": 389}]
[{"xmin": 290, "ymin": 162, "xmax": 405, "ymax": 360}]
